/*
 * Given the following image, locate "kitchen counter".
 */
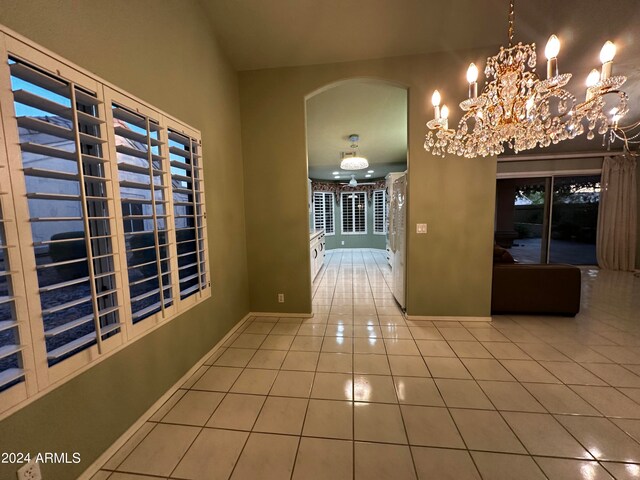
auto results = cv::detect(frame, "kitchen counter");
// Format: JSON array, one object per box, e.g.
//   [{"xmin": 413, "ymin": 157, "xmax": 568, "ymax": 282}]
[{"xmin": 310, "ymin": 229, "xmax": 324, "ymax": 241}]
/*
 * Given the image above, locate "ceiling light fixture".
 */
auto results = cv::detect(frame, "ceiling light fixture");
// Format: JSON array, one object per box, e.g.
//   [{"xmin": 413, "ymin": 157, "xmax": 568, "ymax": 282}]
[
  {"xmin": 367, "ymin": 170, "xmax": 374, "ymax": 173},
  {"xmin": 340, "ymin": 134, "xmax": 369, "ymax": 170},
  {"xmin": 424, "ymin": 0, "xmax": 635, "ymax": 158}
]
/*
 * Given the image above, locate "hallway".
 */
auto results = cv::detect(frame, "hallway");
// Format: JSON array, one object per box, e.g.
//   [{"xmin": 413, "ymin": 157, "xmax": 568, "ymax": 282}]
[{"xmin": 93, "ymin": 249, "xmax": 640, "ymax": 480}]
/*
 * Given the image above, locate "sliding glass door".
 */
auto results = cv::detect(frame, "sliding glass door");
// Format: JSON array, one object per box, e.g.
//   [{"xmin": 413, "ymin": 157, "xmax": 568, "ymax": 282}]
[
  {"xmin": 549, "ymin": 175, "xmax": 600, "ymax": 265},
  {"xmin": 495, "ymin": 174, "xmax": 600, "ymax": 265}
]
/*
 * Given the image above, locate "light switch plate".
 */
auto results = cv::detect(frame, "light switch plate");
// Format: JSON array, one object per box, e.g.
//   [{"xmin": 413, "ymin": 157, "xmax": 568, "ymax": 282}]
[{"xmin": 416, "ymin": 223, "xmax": 428, "ymax": 234}]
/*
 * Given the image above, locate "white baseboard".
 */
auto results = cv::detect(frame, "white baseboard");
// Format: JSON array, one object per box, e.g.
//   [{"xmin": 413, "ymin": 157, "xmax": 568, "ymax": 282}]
[
  {"xmin": 405, "ymin": 315, "xmax": 492, "ymax": 322},
  {"xmin": 78, "ymin": 312, "xmax": 253, "ymax": 480},
  {"xmin": 250, "ymin": 311, "xmax": 314, "ymax": 318}
]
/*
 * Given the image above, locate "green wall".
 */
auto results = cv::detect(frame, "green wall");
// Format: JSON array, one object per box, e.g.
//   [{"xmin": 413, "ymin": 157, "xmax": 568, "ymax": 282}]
[
  {"xmin": 0, "ymin": 1, "xmax": 249, "ymax": 478},
  {"xmin": 324, "ymin": 193, "xmax": 387, "ymax": 250},
  {"xmin": 239, "ymin": 52, "xmax": 497, "ymax": 317},
  {"xmin": 637, "ymin": 160, "xmax": 640, "ymax": 270}
]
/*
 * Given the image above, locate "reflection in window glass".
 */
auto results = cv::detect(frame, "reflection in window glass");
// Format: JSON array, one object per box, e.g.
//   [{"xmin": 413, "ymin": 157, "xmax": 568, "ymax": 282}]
[
  {"xmin": 10, "ymin": 58, "xmax": 120, "ymax": 366},
  {"xmin": 112, "ymin": 104, "xmax": 172, "ymax": 323}
]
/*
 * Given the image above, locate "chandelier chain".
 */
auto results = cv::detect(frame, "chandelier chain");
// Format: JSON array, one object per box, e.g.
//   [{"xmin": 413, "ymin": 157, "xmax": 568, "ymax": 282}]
[{"xmin": 507, "ymin": 0, "xmax": 515, "ymax": 47}]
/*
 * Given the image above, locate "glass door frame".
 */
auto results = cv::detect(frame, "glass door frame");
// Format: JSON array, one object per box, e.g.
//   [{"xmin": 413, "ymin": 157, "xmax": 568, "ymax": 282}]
[{"xmin": 496, "ymin": 168, "xmax": 602, "ymax": 265}]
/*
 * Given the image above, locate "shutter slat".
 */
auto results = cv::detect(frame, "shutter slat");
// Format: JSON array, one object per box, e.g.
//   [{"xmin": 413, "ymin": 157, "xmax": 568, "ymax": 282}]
[
  {"xmin": 0, "ymin": 344, "xmax": 23, "ymax": 361},
  {"xmin": 0, "ymin": 320, "xmax": 18, "ymax": 333},
  {"xmin": 46, "ymin": 333, "xmax": 96, "ymax": 360},
  {"xmin": 117, "ymin": 161, "xmax": 162, "ymax": 176},
  {"xmin": 112, "ymin": 106, "xmax": 160, "ymax": 131},
  {"xmin": 12, "ymin": 89, "xmax": 71, "ymax": 118},
  {"xmin": 44, "ymin": 313, "xmax": 94, "ymax": 337},
  {"xmin": 38, "ymin": 276, "xmax": 90, "ymax": 293},
  {"xmin": 114, "ymin": 125, "xmax": 161, "ymax": 146},
  {"xmin": 0, "ymin": 368, "xmax": 25, "ymax": 390},
  {"xmin": 116, "ymin": 144, "xmax": 163, "ymax": 163},
  {"xmin": 41, "ymin": 295, "xmax": 92, "ymax": 315}
]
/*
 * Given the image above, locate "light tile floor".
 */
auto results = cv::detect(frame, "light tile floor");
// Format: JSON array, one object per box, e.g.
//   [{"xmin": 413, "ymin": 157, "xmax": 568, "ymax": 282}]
[{"xmin": 94, "ymin": 248, "xmax": 640, "ymax": 480}]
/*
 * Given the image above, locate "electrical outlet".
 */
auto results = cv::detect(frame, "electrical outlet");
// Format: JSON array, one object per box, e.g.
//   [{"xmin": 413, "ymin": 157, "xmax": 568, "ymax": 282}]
[
  {"xmin": 277, "ymin": 293, "xmax": 285, "ymax": 303},
  {"xmin": 17, "ymin": 460, "xmax": 42, "ymax": 480},
  {"xmin": 341, "ymin": 241, "xmax": 344, "ymax": 245},
  {"xmin": 416, "ymin": 223, "xmax": 428, "ymax": 234}
]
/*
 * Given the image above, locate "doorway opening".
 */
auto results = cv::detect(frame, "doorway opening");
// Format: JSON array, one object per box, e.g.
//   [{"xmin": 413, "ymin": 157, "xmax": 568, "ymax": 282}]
[{"xmin": 305, "ymin": 79, "xmax": 408, "ymax": 309}]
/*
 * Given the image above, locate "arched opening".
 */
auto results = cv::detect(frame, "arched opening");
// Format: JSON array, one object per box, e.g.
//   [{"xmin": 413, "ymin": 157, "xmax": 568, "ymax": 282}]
[{"xmin": 305, "ymin": 78, "xmax": 409, "ymax": 313}]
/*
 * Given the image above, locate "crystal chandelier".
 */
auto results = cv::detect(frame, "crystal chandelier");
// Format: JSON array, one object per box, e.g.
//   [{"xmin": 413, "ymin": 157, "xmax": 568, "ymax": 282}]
[{"xmin": 424, "ymin": 0, "xmax": 632, "ymax": 158}]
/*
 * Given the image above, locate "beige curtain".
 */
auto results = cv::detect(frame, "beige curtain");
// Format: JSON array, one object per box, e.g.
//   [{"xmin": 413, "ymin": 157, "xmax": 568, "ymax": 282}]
[{"xmin": 596, "ymin": 154, "xmax": 637, "ymax": 271}]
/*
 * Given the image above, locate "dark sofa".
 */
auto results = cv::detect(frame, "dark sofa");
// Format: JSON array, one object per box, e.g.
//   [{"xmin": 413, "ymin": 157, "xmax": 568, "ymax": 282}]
[{"xmin": 491, "ymin": 263, "xmax": 582, "ymax": 317}]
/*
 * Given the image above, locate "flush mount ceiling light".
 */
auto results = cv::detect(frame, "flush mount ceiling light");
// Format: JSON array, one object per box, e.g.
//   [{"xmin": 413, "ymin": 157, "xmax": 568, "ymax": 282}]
[
  {"xmin": 340, "ymin": 134, "xmax": 369, "ymax": 170},
  {"xmin": 424, "ymin": 0, "xmax": 636, "ymax": 158}
]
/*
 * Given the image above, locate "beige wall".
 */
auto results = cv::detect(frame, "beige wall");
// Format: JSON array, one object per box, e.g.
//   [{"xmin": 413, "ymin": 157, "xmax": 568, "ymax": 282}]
[
  {"xmin": 497, "ymin": 157, "xmax": 604, "ymax": 176},
  {"xmin": 239, "ymin": 52, "xmax": 497, "ymax": 317},
  {"xmin": 0, "ymin": 1, "xmax": 249, "ymax": 478}
]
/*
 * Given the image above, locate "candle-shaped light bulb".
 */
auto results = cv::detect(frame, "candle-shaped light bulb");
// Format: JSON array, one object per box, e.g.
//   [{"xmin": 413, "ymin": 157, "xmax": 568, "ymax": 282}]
[
  {"xmin": 431, "ymin": 90, "xmax": 441, "ymax": 120},
  {"xmin": 466, "ymin": 63, "xmax": 478, "ymax": 83},
  {"xmin": 431, "ymin": 90, "xmax": 441, "ymax": 107},
  {"xmin": 440, "ymin": 104, "xmax": 449, "ymax": 129},
  {"xmin": 545, "ymin": 35, "xmax": 560, "ymax": 79},
  {"xmin": 466, "ymin": 63, "xmax": 479, "ymax": 99},
  {"xmin": 600, "ymin": 41, "xmax": 616, "ymax": 63},
  {"xmin": 600, "ymin": 41, "xmax": 616, "ymax": 80},
  {"xmin": 585, "ymin": 68, "xmax": 600, "ymax": 101},
  {"xmin": 545, "ymin": 35, "xmax": 560, "ymax": 60},
  {"xmin": 586, "ymin": 69, "xmax": 600, "ymax": 87}
]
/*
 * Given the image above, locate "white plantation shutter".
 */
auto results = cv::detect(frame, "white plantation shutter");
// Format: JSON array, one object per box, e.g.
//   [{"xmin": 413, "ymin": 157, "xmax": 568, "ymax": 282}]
[
  {"xmin": 167, "ymin": 127, "xmax": 208, "ymax": 300},
  {"xmin": 0, "ymin": 30, "xmax": 211, "ymax": 416},
  {"xmin": 0, "ymin": 105, "xmax": 35, "ymax": 411},
  {"xmin": 6, "ymin": 58, "xmax": 122, "ymax": 368},
  {"xmin": 373, "ymin": 189, "xmax": 386, "ymax": 234},
  {"xmin": 0, "ymin": 208, "xmax": 23, "ymax": 392},
  {"xmin": 108, "ymin": 101, "xmax": 174, "ymax": 324},
  {"xmin": 341, "ymin": 191, "xmax": 367, "ymax": 234},
  {"xmin": 313, "ymin": 192, "xmax": 334, "ymax": 235}
]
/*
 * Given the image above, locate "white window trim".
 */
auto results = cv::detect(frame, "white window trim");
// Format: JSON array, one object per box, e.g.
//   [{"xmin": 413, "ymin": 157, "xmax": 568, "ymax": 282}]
[
  {"xmin": 313, "ymin": 191, "xmax": 335, "ymax": 236},
  {"xmin": 373, "ymin": 189, "xmax": 387, "ymax": 235},
  {"xmin": 0, "ymin": 26, "xmax": 211, "ymax": 420},
  {"xmin": 341, "ymin": 191, "xmax": 367, "ymax": 235}
]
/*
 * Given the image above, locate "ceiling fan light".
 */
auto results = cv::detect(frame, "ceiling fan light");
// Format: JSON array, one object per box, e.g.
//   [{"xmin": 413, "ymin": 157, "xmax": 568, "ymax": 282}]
[{"xmin": 340, "ymin": 156, "xmax": 369, "ymax": 170}]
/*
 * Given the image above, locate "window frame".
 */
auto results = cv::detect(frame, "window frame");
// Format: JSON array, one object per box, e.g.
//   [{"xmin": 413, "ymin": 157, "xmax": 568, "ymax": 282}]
[
  {"xmin": 0, "ymin": 28, "xmax": 210, "ymax": 418},
  {"xmin": 103, "ymin": 88, "xmax": 181, "ymax": 339},
  {"xmin": 373, "ymin": 189, "xmax": 387, "ymax": 235},
  {"xmin": 165, "ymin": 117, "xmax": 210, "ymax": 312},
  {"xmin": 313, "ymin": 191, "xmax": 335, "ymax": 236},
  {"xmin": 341, "ymin": 191, "xmax": 367, "ymax": 235}
]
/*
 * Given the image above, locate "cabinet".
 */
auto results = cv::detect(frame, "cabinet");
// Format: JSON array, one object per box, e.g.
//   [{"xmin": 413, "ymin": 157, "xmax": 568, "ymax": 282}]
[{"xmin": 310, "ymin": 229, "xmax": 325, "ymax": 281}]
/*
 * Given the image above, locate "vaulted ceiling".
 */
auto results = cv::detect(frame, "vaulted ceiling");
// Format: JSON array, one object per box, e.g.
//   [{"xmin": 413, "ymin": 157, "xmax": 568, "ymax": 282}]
[
  {"xmin": 201, "ymin": 0, "xmax": 640, "ymax": 73},
  {"xmin": 201, "ymin": 0, "xmax": 640, "ymax": 154}
]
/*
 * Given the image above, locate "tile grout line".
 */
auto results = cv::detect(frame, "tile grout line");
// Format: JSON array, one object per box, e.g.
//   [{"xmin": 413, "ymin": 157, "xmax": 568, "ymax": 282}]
[
  {"xmin": 364, "ymin": 247, "xmax": 421, "ymax": 480},
  {"xmin": 289, "ymin": 247, "xmax": 345, "ymax": 480}
]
